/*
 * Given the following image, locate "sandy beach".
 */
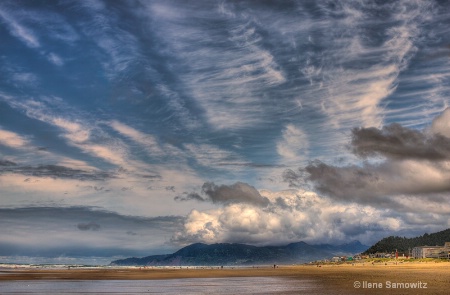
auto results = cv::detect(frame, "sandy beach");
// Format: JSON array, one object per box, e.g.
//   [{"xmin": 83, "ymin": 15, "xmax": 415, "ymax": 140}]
[{"xmin": 1, "ymin": 261, "xmax": 449, "ymax": 294}]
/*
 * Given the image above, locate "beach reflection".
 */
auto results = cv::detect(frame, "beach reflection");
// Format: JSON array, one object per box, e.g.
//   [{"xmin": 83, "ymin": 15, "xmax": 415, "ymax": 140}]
[{"xmin": 0, "ymin": 277, "xmax": 316, "ymax": 295}]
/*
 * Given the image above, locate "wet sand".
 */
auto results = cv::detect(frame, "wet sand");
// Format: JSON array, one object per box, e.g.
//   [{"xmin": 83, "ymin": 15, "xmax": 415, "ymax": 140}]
[{"xmin": 1, "ymin": 262, "xmax": 449, "ymax": 294}]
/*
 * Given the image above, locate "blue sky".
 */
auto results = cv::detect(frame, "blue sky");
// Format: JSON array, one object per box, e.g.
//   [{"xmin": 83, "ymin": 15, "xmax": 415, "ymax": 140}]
[{"xmin": 1, "ymin": 0, "xmax": 450, "ymax": 264}]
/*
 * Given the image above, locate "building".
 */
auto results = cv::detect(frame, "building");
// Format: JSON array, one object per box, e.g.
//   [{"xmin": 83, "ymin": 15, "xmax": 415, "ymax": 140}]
[
  {"xmin": 369, "ymin": 252, "xmax": 389, "ymax": 258},
  {"xmin": 412, "ymin": 242, "xmax": 450, "ymax": 259},
  {"xmin": 412, "ymin": 246, "xmax": 442, "ymax": 258},
  {"xmin": 331, "ymin": 257, "xmax": 341, "ymax": 262}
]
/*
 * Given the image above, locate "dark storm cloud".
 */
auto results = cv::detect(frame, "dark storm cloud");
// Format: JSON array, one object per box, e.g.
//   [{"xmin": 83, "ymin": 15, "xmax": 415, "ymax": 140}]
[
  {"xmin": 285, "ymin": 116, "xmax": 450, "ymax": 204},
  {"xmin": 202, "ymin": 182, "xmax": 270, "ymax": 206},
  {"xmin": 351, "ymin": 123, "xmax": 450, "ymax": 160},
  {"xmin": 308, "ymin": 162, "xmax": 377, "ymax": 195},
  {"xmin": 174, "ymin": 182, "xmax": 270, "ymax": 207},
  {"xmin": 174, "ymin": 192, "xmax": 206, "ymax": 202},
  {"xmin": 305, "ymin": 160, "xmax": 450, "ymax": 198},
  {"xmin": 305, "ymin": 161, "xmax": 384, "ymax": 200},
  {"xmin": 284, "ymin": 162, "xmax": 400, "ymax": 206},
  {"xmin": 0, "ymin": 164, "xmax": 115, "ymax": 181}
]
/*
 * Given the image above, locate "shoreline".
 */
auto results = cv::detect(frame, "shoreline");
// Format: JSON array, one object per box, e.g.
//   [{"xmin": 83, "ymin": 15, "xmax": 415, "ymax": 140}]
[{"xmin": 1, "ymin": 262, "xmax": 449, "ymax": 294}]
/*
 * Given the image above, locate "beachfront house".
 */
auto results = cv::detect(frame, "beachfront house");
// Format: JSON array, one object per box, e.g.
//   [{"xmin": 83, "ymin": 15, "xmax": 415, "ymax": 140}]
[
  {"xmin": 369, "ymin": 252, "xmax": 389, "ymax": 258},
  {"xmin": 331, "ymin": 257, "xmax": 340, "ymax": 262}
]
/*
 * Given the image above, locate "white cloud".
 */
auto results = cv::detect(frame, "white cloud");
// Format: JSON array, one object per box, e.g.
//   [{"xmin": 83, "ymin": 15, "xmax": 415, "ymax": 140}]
[
  {"xmin": 49, "ymin": 118, "xmax": 141, "ymax": 171},
  {"xmin": 110, "ymin": 120, "xmax": 188, "ymax": 166},
  {"xmin": 292, "ymin": 0, "xmax": 435, "ymax": 144},
  {"xmin": 172, "ymin": 189, "xmax": 405, "ymax": 246},
  {"xmin": 75, "ymin": 1, "xmax": 142, "ymax": 81},
  {"xmin": 56, "ymin": 157, "xmax": 98, "ymax": 171},
  {"xmin": 82, "ymin": 144, "xmax": 129, "ymax": 168},
  {"xmin": 0, "ymin": 96, "xmax": 138, "ymax": 170},
  {"xmin": 52, "ymin": 117, "xmax": 90, "ymax": 143},
  {"xmin": 145, "ymin": 2, "xmax": 285, "ymax": 130},
  {"xmin": 157, "ymin": 85, "xmax": 200, "ymax": 130},
  {"xmin": 184, "ymin": 143, "xmax": 243, "ymax": 169},
  {"xmin": 431, "ymin": 108, "xmax": 450, "ymax": 138},
  {"xmin": 276, "ymin": 124, "xmax": 308, "ymax": 163},
  {"xmin": 0, "ymin": 167, "xmax": 205, "ymax": 217},
  {"xmin": 47, "ymin": 53, "xmax": 64, "ymax": 66},
  {"xmin": 11, "ymin": 72, "xmax": 39, "ymax": 84},
  {"xmin": 0, "ymin": 94, "xmax": 212, "ymax": 217},
  {"xmin": 0, "ymin": 8, "xmax": 40, "ymax": 48},
  {"xmin": 0, "ymin": 128, "xmax": 29, "ymax": 148},
  {"xmin": 0, "ymin": 174, "xmax": 99, "ymax": 209},
  {"xmin": 110, "ymin": 120, "xmax": 163, "ymax": 156}
]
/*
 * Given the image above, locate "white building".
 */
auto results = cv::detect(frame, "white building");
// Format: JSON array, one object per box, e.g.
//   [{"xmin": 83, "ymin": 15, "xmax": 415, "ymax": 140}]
[
  {"xmin": 331, "ymin": 257, "xmax": 341, "ymax": 262},
  {"xmin": 412, "ymin": 242, "xmax": 450, "ymax": 259}
]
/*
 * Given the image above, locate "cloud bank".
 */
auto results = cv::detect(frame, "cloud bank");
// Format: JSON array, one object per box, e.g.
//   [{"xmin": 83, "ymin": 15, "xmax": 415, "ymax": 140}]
[
  {"xmin": 0, "ymin": 206, "xmax": 184, "ymax": 258},
  {"xmin": 171, "ymin": 188, "xmax": 434, "ymax": 246}
]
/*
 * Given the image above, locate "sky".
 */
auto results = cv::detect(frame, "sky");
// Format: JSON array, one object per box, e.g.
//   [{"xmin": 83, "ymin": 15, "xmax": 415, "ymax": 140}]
[{"xmin": 1, "ymin": 0, "xmax": 450, "ymax": 264}]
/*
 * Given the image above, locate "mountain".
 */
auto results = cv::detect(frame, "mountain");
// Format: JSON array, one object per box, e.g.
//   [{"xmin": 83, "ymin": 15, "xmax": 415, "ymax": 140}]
[
  {"xmin": 110, "ymin": 241, "xmax": 368, "ymax": 266},
  {"xmin": 315, "ymin": 240, "xmax": 368, "ymax": 255},
  {"xmin": 364, "ymin": 228, "xmax": 450, "ymax": 255}
]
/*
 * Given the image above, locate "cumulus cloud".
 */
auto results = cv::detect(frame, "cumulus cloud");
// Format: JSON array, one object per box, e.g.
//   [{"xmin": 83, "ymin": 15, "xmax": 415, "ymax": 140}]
[
  {"xmin": 431, "ymin": 107, "xmax": 450, "ymax": 138},
  {"xmin": 284, "ymin": 109, "xmax": 450, "ymax": 207},
  {"xmin": 172, "ymin": 189, "xmax": 410, "ymax": 246},
  {"xmin": 175, "ymin": 182, "xmax": 270, "ymax": 207}
]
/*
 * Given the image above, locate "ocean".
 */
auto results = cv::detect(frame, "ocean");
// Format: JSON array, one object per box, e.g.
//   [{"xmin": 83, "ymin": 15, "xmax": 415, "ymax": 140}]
[{"xmin": 0, "ymin": 277, "xmax": 317, "ymax": 294}]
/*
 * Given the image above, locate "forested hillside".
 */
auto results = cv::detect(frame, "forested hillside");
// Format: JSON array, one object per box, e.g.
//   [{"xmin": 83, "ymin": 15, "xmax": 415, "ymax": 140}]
[{"xmin": 364, "ymin": 228, "xmax": 450, "ymax": 254}]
